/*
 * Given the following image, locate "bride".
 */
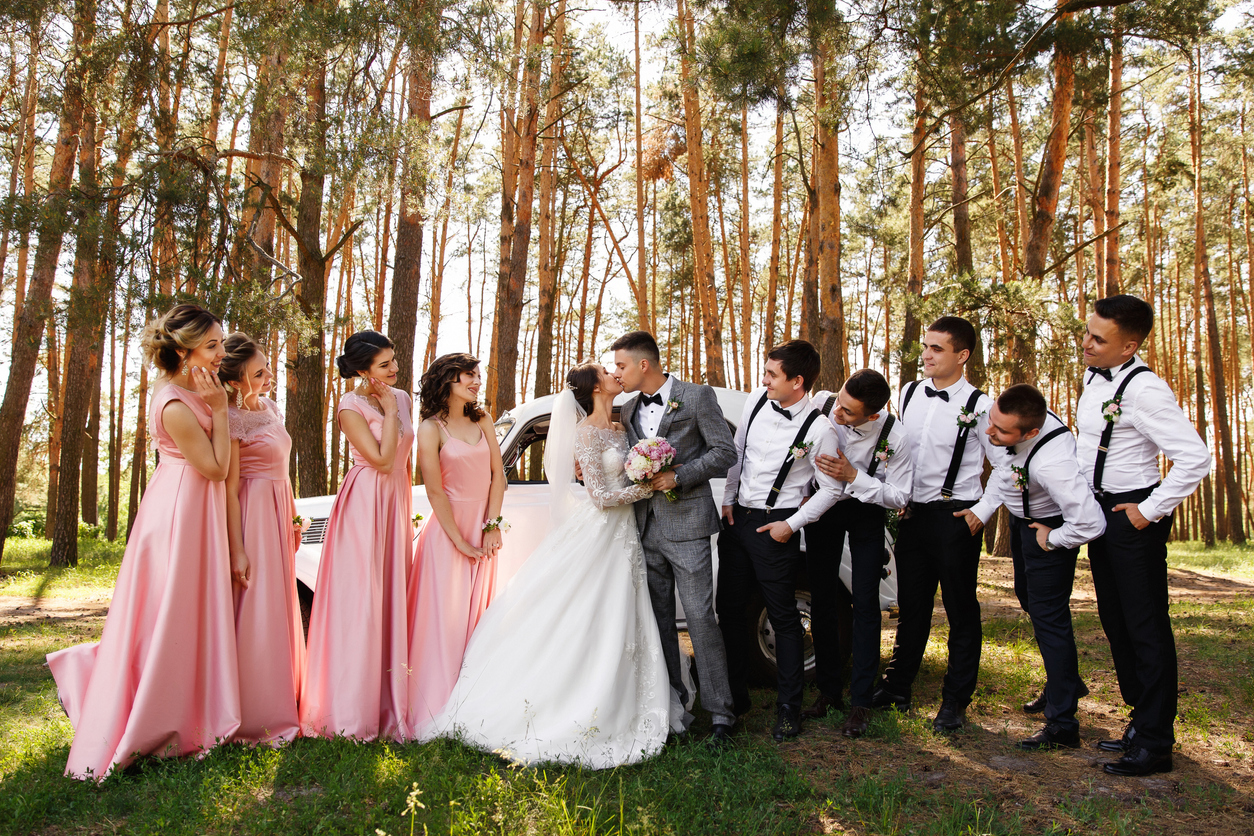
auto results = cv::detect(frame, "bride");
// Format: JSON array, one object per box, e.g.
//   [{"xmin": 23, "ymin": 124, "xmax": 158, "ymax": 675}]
[{"xmin": 415, "ymin": 361, "xmax": 689, "ymax": 767}]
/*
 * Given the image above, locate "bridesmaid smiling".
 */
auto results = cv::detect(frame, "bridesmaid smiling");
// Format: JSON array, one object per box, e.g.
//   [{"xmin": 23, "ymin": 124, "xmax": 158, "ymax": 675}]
[
  {"xmin": 406, "ymin": 353, "xmax": 507, "ymax": 737},
  {"xmin": 300, "ymin": 331, "xmax": 414, "ymax": 741}
]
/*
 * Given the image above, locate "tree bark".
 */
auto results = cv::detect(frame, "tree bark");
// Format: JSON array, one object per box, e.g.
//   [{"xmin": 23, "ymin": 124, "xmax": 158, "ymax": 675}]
[
  {"xmin": 1103, "ymin": 21, "xmax": 1123, "ymax": 295},
  {"xmin": 534, "ymin": 0, "xmax": 568, "ymax": 397},
  {"xmin": 391, "ymin": 54, "xmax": 432, "ymax": 396},
  {"xmin": 767, "ymin": 100, "xmax": 784, "ymax": 349},
  {"xmin": 901, "ymin": 81, "xmax": 927, "ymax": 384},
  {"xmin": 816, "ymin": 38, "xmax": 845, "ymax": 391}
]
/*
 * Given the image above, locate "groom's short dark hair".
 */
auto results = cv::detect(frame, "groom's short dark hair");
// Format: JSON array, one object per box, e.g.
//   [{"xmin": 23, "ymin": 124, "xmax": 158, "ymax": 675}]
[
  {"xmin": 767, "ymin": 340, "xmax": 821, "ymax": 390},
  {"xmin": 611, "ymin": 331, "xmax": 662, "ymax": 369}
]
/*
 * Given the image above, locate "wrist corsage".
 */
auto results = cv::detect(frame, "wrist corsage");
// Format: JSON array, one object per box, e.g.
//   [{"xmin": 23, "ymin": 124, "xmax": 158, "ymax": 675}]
[
  {"xmin": 789, "ymin": 440, "xmax": 814, "ymax": 461},
  {"xmin": 1101, "ymin": 396, "xmax": 1123, "ymax": 424},
  {"xmin": 292, "ymin": 515, "xmax": 311, "ymax": 535},
  {"xmin": 957, "ymin": 407, "xmax": 982, "ymax": 429},
  {"xmin": 483, "ymin": 516, "xmax": 510, "ymax": 534}
]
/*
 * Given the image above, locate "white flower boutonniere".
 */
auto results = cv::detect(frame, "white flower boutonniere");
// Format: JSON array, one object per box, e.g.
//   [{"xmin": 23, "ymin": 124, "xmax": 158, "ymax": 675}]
[
  {"xmin": 1101, "ymin": 397, "xmax": 1123, "ymax": 423},
  {"xmin": 957, "ymin": 406, "xmax": 983, "ymax": 430},
  {"xmin": 666, "ymin": 398, "xmax": 682, "ymax": 414},
  {"xmin": 874, "ymin": 437, "xmax": 894, "ymax": 463},
  {"xmin": 1011, "ymin": 464, "xmax": 1028, "ymax": 491},
  {"xmin": 789, "ymin": 440, "xmax": 814, "ymax": 461}
]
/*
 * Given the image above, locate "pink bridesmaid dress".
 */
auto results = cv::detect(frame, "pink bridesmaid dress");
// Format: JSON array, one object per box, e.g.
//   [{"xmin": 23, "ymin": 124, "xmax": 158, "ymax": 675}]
[
  {"xmin": 229, "ymin": 398, "xmax": 306, "ymax": 744},
  {"xmin": 406, "ymin": 420, "xmax": 497, "ymax": 737},
  {"xmin": 299, "ymin": 389, "xmax": 414, "ymax": 741},
  {"xmin": 47, "ymin": 383, "xmax": 240, "ymax": 780}
]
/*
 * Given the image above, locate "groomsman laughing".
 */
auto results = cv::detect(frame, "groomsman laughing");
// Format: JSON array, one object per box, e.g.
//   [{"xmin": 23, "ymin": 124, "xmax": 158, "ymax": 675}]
[{"xmin": 1078, "ymin": 295, "xmax": 1210, "ymax": 776}]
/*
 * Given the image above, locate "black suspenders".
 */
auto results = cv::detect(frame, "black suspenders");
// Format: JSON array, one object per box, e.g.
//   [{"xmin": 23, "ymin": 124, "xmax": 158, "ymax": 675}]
[
  {"xmin": 866, "ymin": 414, "xmax": 896, "ymax": 478},
  {"xmin": 1092, "ymin": 366, "xmax": 1151, "ymax": 494},
  {"xmin": 1020, "ymin": 425, "xmax": 1071, "ymax": 520},
  {"xmin": 738, "ymin": 392, "xmax": 822, "ymax": 510},
  {"xmin": 902, "ymin": 381, "xmax": 984, "ymax": 499}
]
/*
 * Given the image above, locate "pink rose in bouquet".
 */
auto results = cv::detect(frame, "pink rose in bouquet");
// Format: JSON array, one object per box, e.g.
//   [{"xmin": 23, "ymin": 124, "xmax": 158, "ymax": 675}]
[{"xmin": 625, "ymin": 437, "xmax": 679, "ymax": 501}]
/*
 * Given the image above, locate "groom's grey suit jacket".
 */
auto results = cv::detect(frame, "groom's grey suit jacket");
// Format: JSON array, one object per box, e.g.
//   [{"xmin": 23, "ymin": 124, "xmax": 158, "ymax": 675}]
[{"xmin": 620, "ymin": 378, "xmax": 737, "ymax": 541}]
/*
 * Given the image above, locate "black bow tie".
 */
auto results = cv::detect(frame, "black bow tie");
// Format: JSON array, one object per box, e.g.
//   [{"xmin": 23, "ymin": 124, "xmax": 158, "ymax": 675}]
[
  {"xmin": 1087, "ymin": 366, "xmax": 1113, "ymax": 382},
  {"xmin": 772, "ymin": 402, "xmax": 792, "ymax": 420},
  {"xmin": 641, "ymin": 393, "xmax": 663, "ymax": 407},
  {"xmin": 925, "ymin": 387, "xmax": 949, "ymax": 402},
  {"xmin": 1006, "ymin": 445, "xmax": 1017, "ymax": 456}
]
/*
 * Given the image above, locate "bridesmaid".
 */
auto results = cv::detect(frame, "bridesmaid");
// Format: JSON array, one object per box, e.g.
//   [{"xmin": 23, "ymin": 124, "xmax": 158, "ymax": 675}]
[
  {"xmin": 219, "ymin": 333, "xmax": 305, "ymax": 745},
  {"xmin": 407, "ymin": 353, "xmax": 507, "ymax": 737},
  {"xmin": 47, "ymin": 304, "xmax": 240, "ymax": 779},
  {"xmin": 300, "ymin": 331, "xmax": 414, "ymax": 741}
]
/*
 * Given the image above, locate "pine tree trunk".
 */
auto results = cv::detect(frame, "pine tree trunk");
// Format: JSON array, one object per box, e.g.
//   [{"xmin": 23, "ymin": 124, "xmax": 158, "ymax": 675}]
[
  {"xmin": 767, "ymin": 100, "xmax": 784, "ymax": 349},
  {"xmin": 633, "ymin": 0, "xmax": 649, "ymax": 334},
  {"xmin": 1023, "ymin": 6, "xmax": 1075, "ymax": 282},
  {"xmin": 740, "ymin": 103, "xmax": 752, "ymax": 388},
  {"xmin": 951, "ymin": 113, "xmax": 973, "ymax": 275},
  {"xmin": 46, "ymin": 324, "xmax": 64, "ymax": 540},
  {"xmin": 816, "ymin": 39, "xmax": 845, "ymax": 390},
  {"xmin": 1007, "ymin": 78, "xmax": 1029, "ymax": 270},
  {"xmin": 81, "ymin": 358, "xmax": 102, "ymax": 525},
  {"xmin": 533, "ymin": 0, "xmax": 567, "ymax": 398},
  {"xmin": 1103, "ymin": 22, "xmax": 1123, "ymax": 295},
  {"xmin": 391, "ymin": 55, "xmax": 431, "ymax": 395},
  {"xmin": 902, "ymin": 82, "xmax": 927, "ymax": 384}
]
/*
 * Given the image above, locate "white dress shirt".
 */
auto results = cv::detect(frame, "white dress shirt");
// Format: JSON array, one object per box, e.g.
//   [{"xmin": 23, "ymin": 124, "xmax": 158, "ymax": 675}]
[
  {"xmin": 634, "ymin": 374, "xmax": 676, "ymax": 439},
  {"xmin": 1076, "ymin": 356, "xmax": 1210, "ymax": 522},
  {"xmin": 723, "ymin": 387, "xmax": 842, "ymax": 532},
  {"xmin": 897, "ymin": 377, "xmax": 996, "ymax": 503},
  {"xmin": 972, "ymin": 413, "xmax": 1106, "ymax": 549},
  {"xmin": 811, "ymin": 391, "xmax": 914, "ymax": 510}
]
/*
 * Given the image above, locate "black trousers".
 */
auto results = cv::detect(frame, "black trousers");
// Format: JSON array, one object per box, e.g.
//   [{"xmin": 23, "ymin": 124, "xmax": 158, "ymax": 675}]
[
  {"xmin": 716, "ymin": 504, "xmax": 805, "ymax": 707},
  {"xmin": 805, "ymin": 498, "xmax": 885, "ymax": 708},
  {"xmin": 1088, "ymin": 486, "xmax": 1176, "ymax": 753},
  {"xmin": 880, "ymin": 500, "xmax": 983, "ymax": 706},
  {"xmin": 1010, "ymin": 514, "xmax": 1082, "ymax": 732}
]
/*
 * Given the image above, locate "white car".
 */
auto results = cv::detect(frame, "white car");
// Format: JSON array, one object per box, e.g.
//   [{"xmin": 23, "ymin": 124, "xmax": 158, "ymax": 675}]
[{"xmin": 294, "ymin": 387, "xmax": 898, "ymax": 684}]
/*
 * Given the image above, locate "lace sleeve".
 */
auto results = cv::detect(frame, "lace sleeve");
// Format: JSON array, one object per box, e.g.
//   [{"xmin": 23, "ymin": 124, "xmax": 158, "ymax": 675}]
[
  {"xmin": 574, "ymin": 426, "xmax": 653, "ymax": 510},
  {"xmin": 227, "ymin": 407, "xmax": 247, "ymax": 441}
]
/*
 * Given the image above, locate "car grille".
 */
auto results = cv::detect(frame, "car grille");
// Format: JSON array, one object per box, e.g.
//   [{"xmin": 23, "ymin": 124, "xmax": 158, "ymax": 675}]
[{"xmin": 302, "ymin": 517, "xmax": 328, "ymax": 545}]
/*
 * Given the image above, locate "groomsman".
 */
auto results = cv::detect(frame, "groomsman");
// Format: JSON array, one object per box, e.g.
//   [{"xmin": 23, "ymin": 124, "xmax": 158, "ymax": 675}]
[
  {"xmin": 1078, "ymin": 295, "xmax": 1210, "ymax": 776},
  {"xmin": 718, "ymin": 340, "xmax": 842, "ymax": 741},
  {"xmin": 874, "ymin": 317, "xmax": 995, "ymax": 732},
  {"xmin": 810, "ymin": 369, "xmax": 913, "ymax": 739},
  {"xmin": 965, "ymin": 385, "xmax": 1105, "ymax": 750}
]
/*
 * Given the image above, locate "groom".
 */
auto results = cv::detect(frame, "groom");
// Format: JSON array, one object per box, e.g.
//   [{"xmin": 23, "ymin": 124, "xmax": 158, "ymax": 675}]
[{"xmin": 613, "ymin": 331, "xmax": 739, "ymax": 743}]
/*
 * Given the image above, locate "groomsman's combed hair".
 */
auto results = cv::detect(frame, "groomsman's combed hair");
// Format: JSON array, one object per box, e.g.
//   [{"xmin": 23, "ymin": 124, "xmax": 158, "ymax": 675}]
[
  {"xmin": 927, "ymin": 316, "xmax": 977, "ymax": 357},
  {"xmin": 610, "ymin": 331, "xmax": 662, "ymax": 369},
  {"xmin": 842, "ymin": 369, "xmax": 891, "ymax": 414},
  {"xmin": 420, "ymin": 352, "xmax": 487, "ymax": 422},
  {"xmin": 140, "ymin": 304, "xmax": 223, "ymax": 376},
  {"xmin": 565, "ymin": 361, "xmax": 603, "ymax": 415},
  {"xmin": 767, "ymin": 340, "xmax": 821, "ymax": 390},
  {"xmin": 1095, "ymin": 295, "xmax": 1154, "ymax": 342},
  {"xmin": 996, "ymin": 384, "xmax": 1048, "ymax": 432},
  {"xmin": 336, "ymin": 331, "xmax": 394, "ymax": 379}
]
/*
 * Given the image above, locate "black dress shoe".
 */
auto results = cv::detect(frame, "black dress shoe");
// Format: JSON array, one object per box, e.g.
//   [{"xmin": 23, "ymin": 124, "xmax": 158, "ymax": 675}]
[
  {"xmin": 840, "ymin": 706, "xmax": 872, "ymax": 739},
  {"xmin": 932, "ymin": 700, "xmax": 966, "ymax": 732},
  {"xmin": 1023, "ymin": 681, "xmax": 1090, "ymax": 713},
  {"xmin": 708, "ymin": 723, "xmax": 733, "ymax": 748},
  {"xmin": 801, "ymin": 692, "xmax": 843, "ymax": 719},
  {"xmin": 1102, "ymin": 745, "xmax": 1172, "ymax": 776},
  {"xmin": 1096, "ymin": 724, "xmax": 1134, "ymax": 753},
  {"xmin": 1017, "ymin": 723, "xmax": 1081, "ymax": 750},
  {"xmin": 871, "ymin": 686, "xmax": 911, "ymax": 712},
  {"xmin": 771, "ymin": 705, "xmax": 803, "ymax": 741}
]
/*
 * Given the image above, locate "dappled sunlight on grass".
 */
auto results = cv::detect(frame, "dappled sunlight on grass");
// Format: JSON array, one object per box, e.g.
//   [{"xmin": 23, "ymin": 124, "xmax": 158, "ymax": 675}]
[
  {"xmin": 0, "ymin": 538, "xmax": 125, "ymax": 600},
  {"xmin": 1168, "ymin": 542, "xmax": 1254, "ymax": 579}
]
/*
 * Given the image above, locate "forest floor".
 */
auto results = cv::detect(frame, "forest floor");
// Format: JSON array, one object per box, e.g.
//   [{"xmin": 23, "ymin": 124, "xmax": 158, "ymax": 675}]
[{"xmin": 0, "ymin": 541, "xmax": 1251, "ymax": 835}]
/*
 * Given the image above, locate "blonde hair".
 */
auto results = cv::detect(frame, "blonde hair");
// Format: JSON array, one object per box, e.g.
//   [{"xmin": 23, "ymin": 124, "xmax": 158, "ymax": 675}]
[{"xmin": 140, "ymin": 304, "xmax": 222, "ymax": 376}]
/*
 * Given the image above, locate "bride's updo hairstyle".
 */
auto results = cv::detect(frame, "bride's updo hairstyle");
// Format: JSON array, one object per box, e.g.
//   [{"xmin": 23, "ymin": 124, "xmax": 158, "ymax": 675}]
[
  {"xmin": 336, "ymin": 330, "xmax": 393, "ymax": 380},
  {"xmin": 140, "ymin": 304, "xmax": 222, "ymax": 376},
  {"xmin": 217, "ymin": 333, "xmax": 263, "ymax": 403},
  {"xmin": 565, "ymin": 361, "xmax": 602, "ymax": 416},
  {"xmin": 419, "ymin": 352, "xmax": 486, "ymax": 422}
]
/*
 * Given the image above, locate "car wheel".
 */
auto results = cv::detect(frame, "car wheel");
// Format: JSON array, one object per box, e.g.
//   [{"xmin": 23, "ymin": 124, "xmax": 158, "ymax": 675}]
[{"xmin": 745, "ymin": 589, "xmax": 817, "ymax": 686}]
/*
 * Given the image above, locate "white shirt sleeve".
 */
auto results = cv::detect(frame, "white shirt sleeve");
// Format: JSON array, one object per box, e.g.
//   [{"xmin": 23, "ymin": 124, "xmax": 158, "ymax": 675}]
[
  {"xmin": 721, "ymin": 395, "xmax": 754, "ymax": 508},
  {"xmin": 846, "ymin": 425, "xmax": 914, "ymax": 509},
  {"xmin": 1036, "ymin": 456, "xmax": 1107, "ymax": 548},
  {"xmin": 1128, "ymin": 381, "xmax": 1211, "ymax": 522},
  {"xmin": 784, "ymin": 422, "xmax": 842, "ymax": 532}
]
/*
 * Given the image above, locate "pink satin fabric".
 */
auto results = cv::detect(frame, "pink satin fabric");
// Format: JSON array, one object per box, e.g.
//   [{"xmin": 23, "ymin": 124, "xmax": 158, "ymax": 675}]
[
  {"xmin": 230, "ymin": 399, "xmax": 306, "ymax": 744},
  {"xmin": 406, "ymin": 421, "xmax": 497, "ymax": 737},
  {"xmin": 299, "ymin": 390, "xmax": 414, "ymax": 741},
  {"xmin": 47, "ymin": 383, "xmax": 241, "ymax": 780}
]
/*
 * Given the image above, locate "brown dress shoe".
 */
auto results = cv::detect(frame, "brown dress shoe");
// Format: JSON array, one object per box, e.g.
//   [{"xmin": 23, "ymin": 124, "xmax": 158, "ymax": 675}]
[
  {"xmin": 801, "ymin": 693, "xmax": 843, "ymax": 719},
  {"xmin": 841, "ymin": 706, "xmax": 872, "ymax": 739}
]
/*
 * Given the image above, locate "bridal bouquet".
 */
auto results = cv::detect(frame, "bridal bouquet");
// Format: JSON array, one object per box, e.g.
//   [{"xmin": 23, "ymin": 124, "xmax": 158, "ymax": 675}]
[{"xmin": 625, "ymin": 437, "xmax": 679, "ymax": 501}]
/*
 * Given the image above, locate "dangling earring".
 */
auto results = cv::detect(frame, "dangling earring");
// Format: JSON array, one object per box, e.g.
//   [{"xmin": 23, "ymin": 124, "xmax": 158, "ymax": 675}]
[{"xmin": 180, "ymin": 356, "xmax": 189, "ymax": 377}]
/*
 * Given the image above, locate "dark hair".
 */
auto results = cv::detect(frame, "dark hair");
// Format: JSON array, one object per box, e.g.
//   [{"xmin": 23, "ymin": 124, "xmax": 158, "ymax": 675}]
[
  {"xmin": 337, "ymin": 331, "xmax": 394, "ymax": 380},
  {"xmin": 1094, "ymin": 294, "xmax": 1154, "ymax": 342},
  {"xmin": 997, "ymin": 383, "xmax": 1048, "ymax": 432},
  {"xmin": 610, "ymin": 331, "xmax": 662, "ymax": 369},
  {"xmin": 140, "ymin": 304, "xmax": 222, "ymax": 375},
  {"xmin": 926, "ymin": 316, "xmax": 976, "ymax": 357},
  {"xmin": 565, "ymin": 361, "xmax": 603, "ymax": 416},
  {"xmin": 217, "ymin": 332, "xmax": 264, "ymax": 403},
  {"xmin": 766, "ymin": 339, "xmax": 821, "ymax": 391},
  {"xmin": 842, "ymin": 368, "xmax": 891, "ymax": 415},
  {"xmin": 419, "ymin": 352, "xmax": 486, "ymax": 422}
]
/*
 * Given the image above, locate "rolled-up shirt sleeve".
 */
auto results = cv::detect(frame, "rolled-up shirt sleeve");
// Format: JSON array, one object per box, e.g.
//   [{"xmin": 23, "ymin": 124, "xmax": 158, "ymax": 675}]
[{"xmin": 1038, "ymin": 458, "xmax": 1107, "ymax": 548}]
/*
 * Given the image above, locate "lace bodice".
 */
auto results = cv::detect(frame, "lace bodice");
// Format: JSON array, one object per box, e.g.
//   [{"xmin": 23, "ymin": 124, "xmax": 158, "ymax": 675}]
[
  {"xmin": 228, "ymin": 398, "xmax": 282, "ymax": 442},
  {"xmin": 574, "ymin": 425, "xmax": 653, "ymax": 510}
]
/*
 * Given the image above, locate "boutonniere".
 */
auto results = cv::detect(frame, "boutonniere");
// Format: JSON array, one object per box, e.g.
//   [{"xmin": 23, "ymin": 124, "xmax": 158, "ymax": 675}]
[
  {"xmin": 957, "ymin": 407, "xmax": 983, "ymax": 429},
  {"xmin": 1101, "ymin": 396, "xmax": 1123, "ymax": 423},
  {"xmin": 666, "ymin": 398, "xmax": 682, "ymax": 414},
  {"xmin": 1011, "ymin": 464, "xmax": 1028, "ymax": 491},
  {"xmin": 874, "ymin": 437, "xmax": 894, "ymax": 463},
  {"xmin": 789, "ymin": 440, "xmax": 814, "ymax": 461}
]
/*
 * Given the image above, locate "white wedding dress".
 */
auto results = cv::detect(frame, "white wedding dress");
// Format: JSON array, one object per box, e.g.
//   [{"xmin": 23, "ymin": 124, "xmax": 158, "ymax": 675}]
[{"xmin": 419, "ymin": 421, "xmax": 687, "ymax": 768}]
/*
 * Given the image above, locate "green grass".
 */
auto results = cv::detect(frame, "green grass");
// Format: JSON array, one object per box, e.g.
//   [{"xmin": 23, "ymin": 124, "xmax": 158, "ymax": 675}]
[
  {"xmin": 1166, "ymin": 541, "xmax": 1254, "ymax": 579},
  {"xmin": 0, "ymin": 537, "xmax": 125, "ymax": 600}
]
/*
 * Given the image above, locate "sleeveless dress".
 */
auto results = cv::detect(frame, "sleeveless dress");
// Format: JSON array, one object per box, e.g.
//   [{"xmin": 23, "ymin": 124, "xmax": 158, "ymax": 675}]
[
  {"xmin": 228, "ymin": 398, "xmax": 306, "ymax": 744},
  {"xmin": 419, "ymin": 424, "xmax": 686, "ymax": 768},
  {"xmin": 406, "ymin": 420, "xmax": 497, "ymax": 737},
  {"xmin": 47, "ymin": 383, "xmax": 240, "ymax": 779},
  {"xmin": 299, "ymin": 389, "xmax": 414, "ymax": 741}
]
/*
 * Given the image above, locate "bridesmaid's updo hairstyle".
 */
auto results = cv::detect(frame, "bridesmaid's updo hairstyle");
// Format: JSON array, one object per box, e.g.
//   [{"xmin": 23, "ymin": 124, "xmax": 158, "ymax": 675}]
[
  {"xmin": 337, "ymin": 330, "xmax": 394, "ymax": 379},
  {"xmin": 140, "ymin": 304, "xmax": 222, "ymax": 376},
  {"xmin": 565, "ymin": 361, "xmax": 602, "ymax": 416},
  {"xmin": 419, "ymin": 352, "xmax": 486, "ymax": 423},
  {"xmin": 217, "ymin": 333, "xmax": 263, "ymax": 402}
]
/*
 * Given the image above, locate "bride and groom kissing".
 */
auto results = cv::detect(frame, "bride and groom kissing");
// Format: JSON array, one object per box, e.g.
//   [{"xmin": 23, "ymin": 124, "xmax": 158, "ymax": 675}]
[{"xmin": 417, "ymin": 330, "xmax": 741, "ymax": 768}]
